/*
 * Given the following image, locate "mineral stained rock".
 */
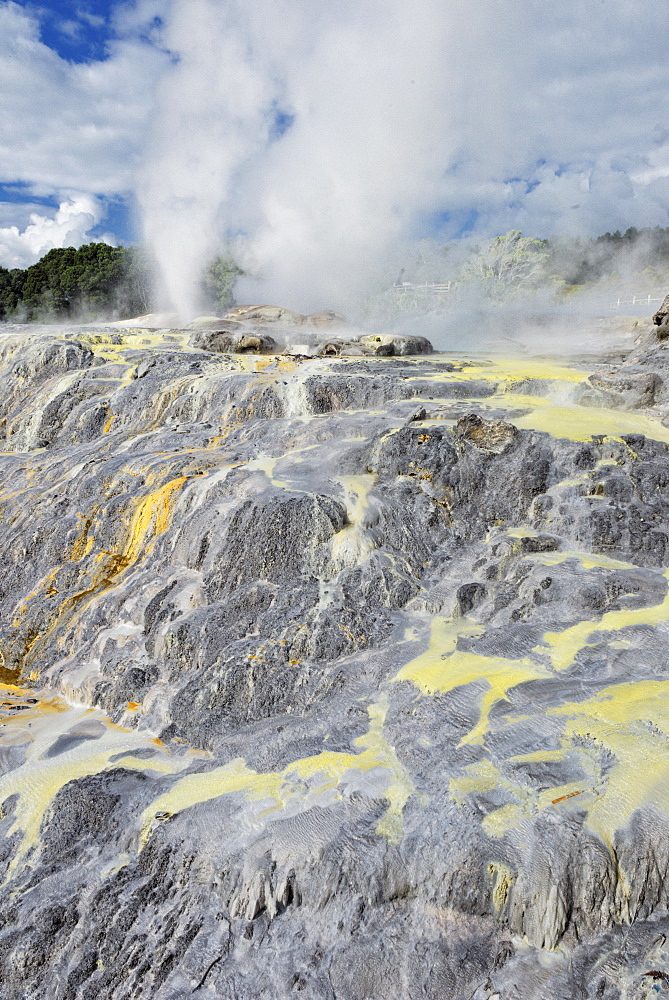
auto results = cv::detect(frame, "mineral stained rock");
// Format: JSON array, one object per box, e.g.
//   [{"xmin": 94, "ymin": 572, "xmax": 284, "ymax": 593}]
[
  {"xmin": 2, "ymin": 319, "xmax": 669, "ymax": 998},
  {"xmin": 653, "ymin": 294, "xmax": 669, "ymax": 341},
  {"xmin": 185, "ymin": 306, "xmax": 433, "ymax": 358}
]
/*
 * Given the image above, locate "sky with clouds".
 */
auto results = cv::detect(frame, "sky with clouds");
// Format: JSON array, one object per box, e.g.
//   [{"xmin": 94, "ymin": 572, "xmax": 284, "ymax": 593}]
[{"xmin": 1, "ymin": 0, "xmax": 669, "ymax": 313}]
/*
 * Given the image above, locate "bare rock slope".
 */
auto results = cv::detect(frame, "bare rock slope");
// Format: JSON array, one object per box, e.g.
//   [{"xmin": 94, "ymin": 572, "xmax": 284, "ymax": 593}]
[{"xmin": 1, "ymin": 317, "xmax": 669, "ymax": 997}]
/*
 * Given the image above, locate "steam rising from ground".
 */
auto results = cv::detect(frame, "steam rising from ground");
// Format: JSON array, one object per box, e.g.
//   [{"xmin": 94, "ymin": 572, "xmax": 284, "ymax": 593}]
[
  {"xmin": 137, "ymin": 0, "xmax": 454, "ymax": 320},
  {"xmin": 136, "ymin": 0, "xmax": 669, "ymax": 322}
]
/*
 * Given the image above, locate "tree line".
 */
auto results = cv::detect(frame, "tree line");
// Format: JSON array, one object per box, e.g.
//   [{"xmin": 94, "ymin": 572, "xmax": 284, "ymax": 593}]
[
  {"xmin": 0, "ymin": 243, "xmax": 242, "ymax": 323},
  {"xmin": 0, "ymin": 243, "xmax": 157, "ymax": 322},
  {"xmin": 2, "ymin": 226, "xmax": 669, "ymax": 323}
]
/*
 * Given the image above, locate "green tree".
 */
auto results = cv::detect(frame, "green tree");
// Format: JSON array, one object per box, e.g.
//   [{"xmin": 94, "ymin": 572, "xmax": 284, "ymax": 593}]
[
  {"xmin": 201, "ymin": 254, "xmax": 245, "ymax": 313},
  {"xmin": 0, "ymin": 243, "xmax": 157, "ymax": 321},
  {"xmin": 463, "ymin": 230, "xmax": 548, "ymax": 298}
]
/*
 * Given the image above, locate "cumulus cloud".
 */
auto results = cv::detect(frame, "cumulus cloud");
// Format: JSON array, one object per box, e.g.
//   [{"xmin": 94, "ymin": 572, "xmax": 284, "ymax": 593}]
[
  {"xmin": 0, "ymin": 194, "xmax": 109, "ymax": 269},
  {"xmin": 0, "ymin": 1, "xmax": 168, "ymax": 201},
  {"xmin": 135, "ymin": 0, "xmax": 669, "ymax": 319}
]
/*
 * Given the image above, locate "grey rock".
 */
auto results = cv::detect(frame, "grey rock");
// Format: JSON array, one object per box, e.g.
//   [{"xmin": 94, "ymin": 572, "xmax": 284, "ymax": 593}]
[
  {"xmin": 358, "ymin": 333, "xmax": 434, "ymax": 355},
  {"xmin": 0, "ymin": 322, "xmax": 668, "ymax": 997},
  {"xmin": 188, "ymin": 327, "xmax": 278, "ymax": 353},
  {"xmin": 653, "ymin": 293, "xmax": 669, "ymax": 325}
]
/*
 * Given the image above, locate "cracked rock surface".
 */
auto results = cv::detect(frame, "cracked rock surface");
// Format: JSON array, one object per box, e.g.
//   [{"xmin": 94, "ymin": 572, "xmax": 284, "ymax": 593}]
[{"xmin": 1, "ymin": 319, "xmax": 669, "ymax": 997}]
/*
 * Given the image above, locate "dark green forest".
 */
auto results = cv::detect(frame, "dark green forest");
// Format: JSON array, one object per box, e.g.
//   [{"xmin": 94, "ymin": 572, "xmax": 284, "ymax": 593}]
[
  {"xmin": 0, "ymin": 243, "xmax": 244, "ymax": 322},
  {"xmin": 0, "ymin": 243, "xmax": 157, "ymax": 322}
]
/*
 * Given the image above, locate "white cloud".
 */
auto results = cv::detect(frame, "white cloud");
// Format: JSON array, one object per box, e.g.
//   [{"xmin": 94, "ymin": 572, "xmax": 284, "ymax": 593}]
[
  {"xmin": 3, "ymin": 0, "xmax": 669, "ymax": 310},
  {"xmin": 0, "ymin": 194, "xmax": 109, "ymax": 269},
  {"xmin": 134, "ymin": 0, "xmax": 669, "ymax": 318},
  {"xmin": 77, "ymin": 10, "xmax": 106, "ymax": 30},
  {"xmin": 0, "ymin": 1, "xmax": 169, "ymax": 197}
]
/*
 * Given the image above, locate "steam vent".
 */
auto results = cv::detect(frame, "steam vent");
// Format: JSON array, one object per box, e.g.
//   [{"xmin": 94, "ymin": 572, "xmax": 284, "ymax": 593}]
[{"xmin": 5, "ymin": 303, "xmax": 669, "ymax": 998}]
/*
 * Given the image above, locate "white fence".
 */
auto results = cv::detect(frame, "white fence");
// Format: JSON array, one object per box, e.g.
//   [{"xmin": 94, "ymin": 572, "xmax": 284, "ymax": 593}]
[
  {"xmin": 392, "ymin": 281, "xmax": 452, "ymax": 294},
  {"xmin": 609, "ymin": 294, "xmax": 664, "ymax": 310},
  {"xmin": 389, "ymin": 283, "xmax": 666, "ymax": 312}
]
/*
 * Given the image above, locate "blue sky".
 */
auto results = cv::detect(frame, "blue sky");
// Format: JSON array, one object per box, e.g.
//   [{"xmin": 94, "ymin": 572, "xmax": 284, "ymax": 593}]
[
  {"xmin": 0, "ymin": 0, "xmax": 168, "ymax": 266},
  {"xmin": 1, "ymin": 0, "xmax": 669, "ymax": 309},
  {"xmin": 26, "ymin": 0, "xmax": 116, "ymax": 63}
]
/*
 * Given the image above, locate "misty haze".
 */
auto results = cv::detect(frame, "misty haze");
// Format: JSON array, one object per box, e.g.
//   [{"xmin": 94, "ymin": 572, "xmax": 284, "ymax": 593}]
[{"xmin": 1, "ymin": 2, "xmax": 669, "ymax": 999}]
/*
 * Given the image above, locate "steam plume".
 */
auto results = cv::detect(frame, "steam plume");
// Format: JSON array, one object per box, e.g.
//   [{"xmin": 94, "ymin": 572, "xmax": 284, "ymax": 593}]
[
  {"xmin": 136, "ymin": 0, "xmax": 669, "ymax": 321},
  {"xmin": 136, "ymin": 0, "xmax": 455, "ymax": 320}
]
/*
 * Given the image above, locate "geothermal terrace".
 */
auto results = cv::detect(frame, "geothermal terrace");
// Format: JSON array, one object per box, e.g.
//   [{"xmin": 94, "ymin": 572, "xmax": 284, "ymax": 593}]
[{"xmin": 0, "ymin": 307, "xmax": 669, "ymax": 997}]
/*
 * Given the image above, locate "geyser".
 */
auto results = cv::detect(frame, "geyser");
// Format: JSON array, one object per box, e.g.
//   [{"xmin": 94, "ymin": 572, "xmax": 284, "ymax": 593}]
[
  {"xmin": 134, "ymin": 0, "xmax": 669, "ymax": 323},
  {"xmin": 136, "ymin": 0, "xmax": 455, "ymax": 320}
]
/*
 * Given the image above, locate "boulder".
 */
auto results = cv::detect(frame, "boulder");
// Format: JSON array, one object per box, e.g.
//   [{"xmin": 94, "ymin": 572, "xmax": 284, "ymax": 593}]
[
  {"xmin": 306, "ymin": 310, "xmax": 347, "ymax": 327},
  {"xmin": 585, "ymin": 369, "xmax": 662, "ymax": 409},
  {"xmin": 188, "ymin": 327, "xmax": 277, "ymax": 354},
  {"xmin": 359, "ymin": 333, "xmax": 433, "ymax": 356},
  {"xmin": 652, "ymin": 293, "xmax": 669, "ymax": 340},
  {"xmin": 316, "ymin": 340, "xmax": 370, "ymax": 357},
  {"xmin": 184, "ymin": 315, "xmax": 242, "ymax": 330},
  {"xmin": 652, "ymin": 293, "xmax": 669, "ymax": 326},
  {"xmin": 224, "ymin": 304, "xmax": 305, "ymax": 325},
  {"xmin": 222, "ymin": 305, "xmax": 345, "ymax": 327},
  {"xmin": 454, "ymin": 412, "xmax": 518, "ymax": 453}
]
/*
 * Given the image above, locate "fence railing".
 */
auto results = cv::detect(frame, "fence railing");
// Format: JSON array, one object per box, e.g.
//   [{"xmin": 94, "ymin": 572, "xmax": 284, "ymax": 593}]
[
  {"xmin": 392, "ymin": 281, "xmax": 452, "ymax": 293},
  {"xmin": 389, "ymin": 284, "xmax": 665, "ymax": 312},
  {"xmin": 609, "ymin": 294, "xmax": 664, "ymax": 310}
]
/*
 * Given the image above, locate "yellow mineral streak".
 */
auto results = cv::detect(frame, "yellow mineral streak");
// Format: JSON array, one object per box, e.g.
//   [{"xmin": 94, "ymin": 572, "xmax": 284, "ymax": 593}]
[
  {"xmin": 536, "ymin": 569, "xmax": 669, "ymax": 671},
  {"xmin": 488, "ymin": 862, "xmax": 515, "ymax": 915},
  {"xmin": 353, "ymin": 694, "xmax": 415, "ymax": 842},
  {"xmin": 489, "ymin": 392, "xmax": 669, "ymax": 444},
  {"xmin": 0, "ymin": 685, "xmax": 192, "ymax": 878},
  {"xmin": 244, "ymin": 455, "xmax": 291, "ymax": 489},
  {"xmin": 11, "ymin": 474, "xmax": 190, "ymax": 669},
  {"xmin": 410, "ymin": 356, "xmax": 591, "ymax": 389},
  {"xmin": 451, "ymin": 678, "xmax": 669, "ymax": 851},
  {"xmin": 547, "ymin": 680, "xmax": 669, "ymax": 850},
  {"xmin": 70, "ymin": 512, "xmax": 96, "ymax": 561},
  {"xmin": 526, "ymin": 549, "xmax": 640, "ymax": 571},
  {"xmin": 402, "ymin": 355, "xmax": 669, "ymax": 445},
  {"xmin": 254, "ymin": 356, "xmax": 300, "ymax": 378},
  {"xmin": 413, "ymin": 388, "xmax": 669, "ymax": 445},
  {"xmin": 139, "ymin": 759, "xmax": 285, "ymax": 848},
  {"xmin": 141, "ymin": 695, "xmax": 414, "ymax": 848},
  {"xmin": 77, "ymin": 330, "xmax": 190, "ymax": 363},
  {"xmin": 394, "ymin": 616, "xmax": 547, "ymax": 745}
]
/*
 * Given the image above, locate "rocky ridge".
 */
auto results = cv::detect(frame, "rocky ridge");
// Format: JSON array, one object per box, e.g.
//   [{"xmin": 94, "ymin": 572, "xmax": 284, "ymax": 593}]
[{"xmin": 0, "ymin": 312, "xmax": 668, "ymax": 997}]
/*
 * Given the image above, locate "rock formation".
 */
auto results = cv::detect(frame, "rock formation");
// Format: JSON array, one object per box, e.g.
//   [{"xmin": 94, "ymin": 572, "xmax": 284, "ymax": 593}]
[
  {"xmin": 0, "ymin": 311, "xmax": 669, "ymax": 997},
  {"xmin": 653, "ymin": 293, "xmax": 669, "ymax": 338},
  {"xmin": 185, "ymin": 307, "xmax": 433, "ymax": 358}
]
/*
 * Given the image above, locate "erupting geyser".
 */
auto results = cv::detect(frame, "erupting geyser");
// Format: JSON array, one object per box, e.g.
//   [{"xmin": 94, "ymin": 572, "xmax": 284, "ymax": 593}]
[{"xmin": 136, "ymin": 0, "xmax": 456, "ymax": 321}]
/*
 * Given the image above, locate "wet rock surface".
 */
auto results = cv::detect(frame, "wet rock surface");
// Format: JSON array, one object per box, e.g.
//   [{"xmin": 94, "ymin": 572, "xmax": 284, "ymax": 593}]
[{"xmin": 1, "ymin": 320, "xmax": 669, "ymax": 997}]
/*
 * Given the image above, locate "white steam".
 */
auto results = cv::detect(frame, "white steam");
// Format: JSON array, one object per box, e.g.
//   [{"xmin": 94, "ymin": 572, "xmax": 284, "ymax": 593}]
[
  {"xmin": 135, "ymin": 0, "xmax": 669, "ymax": 321},
  {"xmin": 135, "ymin": 0, "xmax": 274, "ymax": 320},
  {"xmin": 136, "ymin": 0, "xmax": 456, "ymax": 320}
]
